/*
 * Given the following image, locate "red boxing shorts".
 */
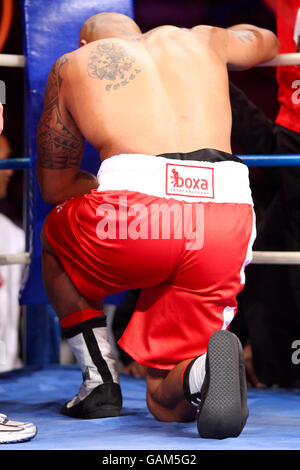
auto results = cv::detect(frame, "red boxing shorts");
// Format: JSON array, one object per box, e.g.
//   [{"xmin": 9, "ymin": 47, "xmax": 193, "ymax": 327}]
[{"xmin": 45, "ymin": 149, "xmax": 256, "ymax": 370}]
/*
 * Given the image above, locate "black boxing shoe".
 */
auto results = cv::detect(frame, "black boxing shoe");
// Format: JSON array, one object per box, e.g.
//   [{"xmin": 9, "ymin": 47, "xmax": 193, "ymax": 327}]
[
  {"xmin": 61, "ymin": 382, "xmax": 122, "ymax": 419},
  {"xmin": 197, "ymin": 330, "xmax": 249, "ymax": 439}
]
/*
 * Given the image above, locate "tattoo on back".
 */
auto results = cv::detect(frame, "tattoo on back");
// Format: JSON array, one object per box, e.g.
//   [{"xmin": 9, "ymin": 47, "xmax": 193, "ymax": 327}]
[
  {"xmin": 37, "ymin": 54, "xmax": 84, "ymax": 169},
  {"xmin": 87, "ymin": 41, "xmax": 142, "ymax": 91}
]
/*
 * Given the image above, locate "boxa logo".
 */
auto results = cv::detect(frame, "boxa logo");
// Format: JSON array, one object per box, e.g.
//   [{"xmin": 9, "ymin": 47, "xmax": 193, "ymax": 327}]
[
  {"xmin": 166, "ymin": 163, "xmax": 214, "ymax": 198},
  {"xmin": 171, "ymin": 168, "xmax": 209, "ymax": 190}
]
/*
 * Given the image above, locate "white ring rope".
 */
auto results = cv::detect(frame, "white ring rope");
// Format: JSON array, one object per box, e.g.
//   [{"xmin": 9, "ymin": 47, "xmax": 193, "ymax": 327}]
[
  {"xmin": 258, "ymin": 52, "xmax": 300, "ymax": 67},
  {"xmin": 0, "ymin": 53, "xmax": 25, "ymax": 67},
  {"xmin": 0, "ymin": 52, "xmax": 299, "ymax": 68},
  {"xmin": 252, "ymin": 251, "xmax": 300, "ymax": 265},
  {"xmin": 0, "ymin": 251, "xmax": 300, "ymax": 265},
  {"xmin": 0, "ymin": 252, "xmax": 30, "ymax": 265}
]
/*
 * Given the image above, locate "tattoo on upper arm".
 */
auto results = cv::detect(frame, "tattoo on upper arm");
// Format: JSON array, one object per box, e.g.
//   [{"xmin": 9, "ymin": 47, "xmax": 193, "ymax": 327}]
[
  {"xmin": 229, "ymin": 30, "xmax": 255, "ymax": 43},
  {"xmin": 87, "ymin": 41, "xmax": 142, "ymax": 92},
  {"xmin": 37, "ymin": 54, "xmax": 84, "ymax": 169}
]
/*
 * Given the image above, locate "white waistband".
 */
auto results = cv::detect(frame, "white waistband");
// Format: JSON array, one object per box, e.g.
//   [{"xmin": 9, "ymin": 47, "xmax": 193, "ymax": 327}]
[{"xmin": 97, "ymin": 154, "xmax": 253, "ymax": 204}]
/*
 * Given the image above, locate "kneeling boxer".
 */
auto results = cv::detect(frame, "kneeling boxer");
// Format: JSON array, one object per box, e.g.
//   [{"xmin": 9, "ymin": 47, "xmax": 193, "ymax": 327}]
[{"xmin": 37, "ymin": 13, "xmax": 279, "ymax": 438}]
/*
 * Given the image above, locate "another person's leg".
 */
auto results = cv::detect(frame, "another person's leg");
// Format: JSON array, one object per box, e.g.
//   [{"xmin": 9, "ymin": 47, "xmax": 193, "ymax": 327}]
[
  {"xmin": 0, "ymin": 414, "xmax": 37, "ymax": 444},
  {"xmin": 229, "ymin": 81, "xmax": 275, "ymax": 155}
]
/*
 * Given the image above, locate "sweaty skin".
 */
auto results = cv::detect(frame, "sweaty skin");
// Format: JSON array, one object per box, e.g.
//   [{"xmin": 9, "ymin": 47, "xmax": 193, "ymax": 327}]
[{"xmin": 36, "ymin": 24, "xmax": 279, "ymax": 204}]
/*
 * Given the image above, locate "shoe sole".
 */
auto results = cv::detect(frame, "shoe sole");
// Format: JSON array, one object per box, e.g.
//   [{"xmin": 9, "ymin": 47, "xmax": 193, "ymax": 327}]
[
  {"xmin": 61, "ymin": 404, "xmax": 121, "ymax": 419},
  {"xmin": 197, "ymin": 330, "xmax": 249, "ymax": 439},
  {"xmin": 0, "ymin": 425, "xmax": 37, "ymax": 444}
]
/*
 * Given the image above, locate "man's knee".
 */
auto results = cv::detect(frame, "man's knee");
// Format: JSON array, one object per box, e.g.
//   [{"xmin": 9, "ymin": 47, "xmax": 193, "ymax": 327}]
[
  {"xmin": 146, "ymin": 389, "xmax": 196, "ymax": 423},
  {"xmin": 146, "ymin": 390, "xmax": 172, "ymax": 422}
]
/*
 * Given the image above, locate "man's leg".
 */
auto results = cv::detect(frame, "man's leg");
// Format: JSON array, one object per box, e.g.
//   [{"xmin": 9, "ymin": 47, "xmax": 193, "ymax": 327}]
[
  {"xmin": 146, "ymin": 330, "xmax": 249, "ymax": 439},
  {"xmin": 41, "ymin": 224, "xmax": 122, "ymax": 419},
  {"xmin": 146, "ymin": 359, "xmax": 197, "ymax": 423}
]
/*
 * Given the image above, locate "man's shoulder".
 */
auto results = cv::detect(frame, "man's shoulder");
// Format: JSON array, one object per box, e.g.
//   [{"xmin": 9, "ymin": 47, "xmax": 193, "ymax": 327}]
[
  {"xmin": 190, "ymin": 25, "xmax": 225, "ymax": 42},
  {"xmin": 144, "ymin": 24, "xmax": 225, "ymax": 51}
]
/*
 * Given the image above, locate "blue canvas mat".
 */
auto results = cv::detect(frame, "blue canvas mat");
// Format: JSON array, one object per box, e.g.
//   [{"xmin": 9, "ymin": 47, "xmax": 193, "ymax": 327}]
[{"xmin": 0, "ymin": 365, "xmax": 299, "ymax": 452}]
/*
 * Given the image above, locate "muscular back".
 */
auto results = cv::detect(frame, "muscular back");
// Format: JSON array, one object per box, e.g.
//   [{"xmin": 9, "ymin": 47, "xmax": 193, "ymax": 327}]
[
  {"xmin": 37, "ymin": 24, "xmax": 278, "ymax": 203},
  {"xmin": 63, "ymin": 26, "xmax": 231, "ymax": 158}
]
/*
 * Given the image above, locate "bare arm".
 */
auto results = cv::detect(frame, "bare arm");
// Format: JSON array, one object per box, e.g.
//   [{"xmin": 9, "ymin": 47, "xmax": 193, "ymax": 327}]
[
  {"xmin": 224, "ymin": 24, "xmax": 280, "ymax": 70},
  {"xmin": 36, "ymin": 54, "xmax": 98, "ymax": 205}
]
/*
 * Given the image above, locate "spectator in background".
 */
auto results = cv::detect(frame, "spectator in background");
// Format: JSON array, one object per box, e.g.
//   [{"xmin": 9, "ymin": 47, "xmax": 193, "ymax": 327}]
[
  {"xmin": 0, "ymin": 132, "xmax": 25, "ymax": 372},
  {"xmin": 0, "ymin": 102, "xmax": 36, "ymax": 443}
]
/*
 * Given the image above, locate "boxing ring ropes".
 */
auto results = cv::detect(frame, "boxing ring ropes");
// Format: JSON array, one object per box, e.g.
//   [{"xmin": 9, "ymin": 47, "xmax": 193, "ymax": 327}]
[{"xmin": 0, "ymin": 47, "xmax": 299, "ymax": 364}]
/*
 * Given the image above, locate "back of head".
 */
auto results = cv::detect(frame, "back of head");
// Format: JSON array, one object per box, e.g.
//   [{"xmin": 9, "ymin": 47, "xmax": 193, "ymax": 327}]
[{"xmin": 79, "ymin": 12, "xmax": 141, "ymax": 46}]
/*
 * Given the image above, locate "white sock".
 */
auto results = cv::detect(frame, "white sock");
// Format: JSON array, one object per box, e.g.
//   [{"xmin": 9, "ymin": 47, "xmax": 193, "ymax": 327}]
[
  {"xmin": 183, "ymin": 353, "xmax": 206, "ymax": 406},
  {"xmin": 188, "ymin": 353, "xmax": 206, "ymax": 395}
]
